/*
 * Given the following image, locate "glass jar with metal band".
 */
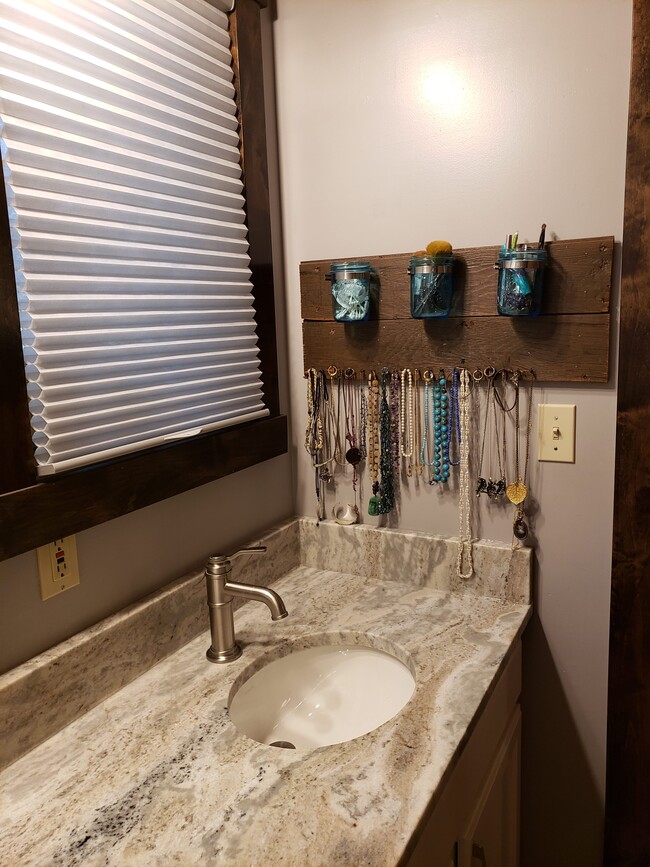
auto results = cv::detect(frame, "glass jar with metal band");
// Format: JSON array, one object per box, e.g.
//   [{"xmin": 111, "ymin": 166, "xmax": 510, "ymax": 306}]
[
  {"xmin": 495, "ymin": 247, "xmax": 547, "ymax": 316},
  {"xmin": 327, "ymin": 261, "xmax": 372, "ymax": 322},
  {"xmin": 409, "ymin": 254, "xmax": 454, "ymax": 319}
]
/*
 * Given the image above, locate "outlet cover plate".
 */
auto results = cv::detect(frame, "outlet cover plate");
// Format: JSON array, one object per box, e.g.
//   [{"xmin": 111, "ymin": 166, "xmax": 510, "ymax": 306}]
[
  {"xmin": 538, "ymin": 404, "xmax": 576, "ymax": 463},
  {"xmin": 37, "ymin": 536, "xmax": 80, "ymax": 600}
]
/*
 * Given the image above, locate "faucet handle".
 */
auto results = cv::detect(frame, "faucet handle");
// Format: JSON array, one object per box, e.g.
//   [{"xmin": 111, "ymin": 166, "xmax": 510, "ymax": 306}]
[
  {"xmin": 207, "ymin": 545, "xmax": 266, "ymax": 576},
  {"xmin": 206, "ymin": 547, "xmax": 267, "ymax": 572},
  {"xmin": 208, "ymin": 546, "xmax": 267, "ymax": 566},
  {"xmin": 229, "ymin": 545, "xmax": 267, "ymax": 561}
]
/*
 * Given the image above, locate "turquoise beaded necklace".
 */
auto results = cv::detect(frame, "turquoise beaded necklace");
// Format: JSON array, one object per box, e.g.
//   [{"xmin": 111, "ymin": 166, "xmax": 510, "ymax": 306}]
[{"xmin": 420, "ymin": 372, "xmax": 451, "ymax": 484}]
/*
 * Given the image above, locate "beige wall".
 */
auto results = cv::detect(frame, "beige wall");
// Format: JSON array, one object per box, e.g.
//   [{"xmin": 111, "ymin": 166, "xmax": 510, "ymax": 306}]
[
  {"xmin": 272, "ymin": 1, "xmax": 631, "ymax": 864},
  {"xmin": 0, "ymin": 7, "xmax": 295, "ymax": 675}
]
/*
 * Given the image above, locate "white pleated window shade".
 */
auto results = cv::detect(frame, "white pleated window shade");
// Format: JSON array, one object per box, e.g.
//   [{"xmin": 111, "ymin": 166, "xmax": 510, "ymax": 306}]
[{"xmin": 0, "ymin": 0, "xmax": 268, "ymax": 476}]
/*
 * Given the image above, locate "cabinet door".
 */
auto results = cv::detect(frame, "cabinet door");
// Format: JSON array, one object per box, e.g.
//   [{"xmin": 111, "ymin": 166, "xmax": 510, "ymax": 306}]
[{"xmin": 458, "ymin": 707, "xmax": 521, "ymax": 867}]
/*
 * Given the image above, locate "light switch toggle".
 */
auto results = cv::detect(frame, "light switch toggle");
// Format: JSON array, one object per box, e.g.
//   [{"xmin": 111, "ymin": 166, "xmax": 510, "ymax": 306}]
[{"xmin": 538, "ymin": 404, "xmax": 576, "ymax": 463}]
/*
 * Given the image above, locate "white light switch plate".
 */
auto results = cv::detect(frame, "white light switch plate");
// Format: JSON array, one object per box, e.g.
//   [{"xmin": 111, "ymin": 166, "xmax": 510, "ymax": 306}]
[{"xmin": 538, "ymin": 404, "xmax": 576, "ymax": 463}]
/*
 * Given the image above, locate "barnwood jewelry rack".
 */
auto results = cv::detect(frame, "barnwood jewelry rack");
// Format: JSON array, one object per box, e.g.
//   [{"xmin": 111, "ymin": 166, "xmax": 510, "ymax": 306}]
[{"xmin": 300, "ymin": 236, "xmax": 613, "ymax": 383}]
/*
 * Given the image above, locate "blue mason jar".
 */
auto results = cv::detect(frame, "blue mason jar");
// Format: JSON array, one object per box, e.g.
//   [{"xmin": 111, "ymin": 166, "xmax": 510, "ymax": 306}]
[
  {"xmin": 327, "ymin": 261, "xmax": 372, "ymax": 322},
  {"xmin": 409, "ymin": 255, "xmax": 454, "ymax": 318},
  {"xmin": 496, "ymin": 248, "xmax": 547, "ymax": 316}
]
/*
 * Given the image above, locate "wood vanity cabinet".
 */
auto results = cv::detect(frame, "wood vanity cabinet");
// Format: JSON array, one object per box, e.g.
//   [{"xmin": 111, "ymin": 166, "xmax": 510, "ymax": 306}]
[{"xmin": 404, "ymin": 641, "xmax": 523, "ymax": 867}]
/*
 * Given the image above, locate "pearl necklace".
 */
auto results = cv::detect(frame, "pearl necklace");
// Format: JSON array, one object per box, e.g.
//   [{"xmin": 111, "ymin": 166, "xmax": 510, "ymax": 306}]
[
  {"xmin": 456, "ymin": 368, "xmax": 474, "ymax": 579},
  {"xmin": 400, "ymin": 368, "xmax": 414, "ymax": 476}
]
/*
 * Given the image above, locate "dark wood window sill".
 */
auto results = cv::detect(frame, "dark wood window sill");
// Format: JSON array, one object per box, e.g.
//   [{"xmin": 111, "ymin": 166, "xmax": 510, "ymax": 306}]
[{"xmin": 0, "ymin": 414, "xmax": 287, "ymax": 561}]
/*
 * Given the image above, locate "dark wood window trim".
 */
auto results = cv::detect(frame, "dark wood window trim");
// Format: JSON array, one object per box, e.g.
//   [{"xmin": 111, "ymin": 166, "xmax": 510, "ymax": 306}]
[
  {"xmin": 605, "ymin": 1, "xmax": 650, "ymax": 864},
  {"xmin": 0, "ymin": 0, "xmax": 287, "ymax": 562}
]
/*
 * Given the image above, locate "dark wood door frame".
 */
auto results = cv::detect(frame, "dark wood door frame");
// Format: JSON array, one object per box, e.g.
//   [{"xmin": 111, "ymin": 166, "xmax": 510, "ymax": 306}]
[{"xmin": 605, "ymin": 2, "xmax": 650, "ymax": 864}]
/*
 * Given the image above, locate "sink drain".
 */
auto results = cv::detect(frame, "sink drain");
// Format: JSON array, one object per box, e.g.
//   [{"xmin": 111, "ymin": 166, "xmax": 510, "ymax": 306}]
[{"xmin": 269, "ymin": 740, "xmax": 296, "ymax": 749}]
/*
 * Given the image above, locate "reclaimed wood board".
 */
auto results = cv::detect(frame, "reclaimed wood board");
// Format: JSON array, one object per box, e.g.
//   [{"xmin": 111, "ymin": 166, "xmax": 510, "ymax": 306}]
[
  {"xmin": 302, "ymin": 315, "xmax": 610, "ymax": 382},
  {"xmin": 300, "ymin": 236, "xmax": 613, "ymax": 383}
]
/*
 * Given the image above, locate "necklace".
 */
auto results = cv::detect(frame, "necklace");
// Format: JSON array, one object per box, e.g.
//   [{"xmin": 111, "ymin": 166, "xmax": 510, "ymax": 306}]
[
  {"xmin": 305, "ymin": 369, "xmax": 322, "ymax": 455},
  {"xmin": 505, "ymin": 371, "xmax": 528, "ymax": 507},
  {"xmin": 342, "ymin": 371, "xmax": 362, "ymax": 503},
  {"xmin": 420, "ymin": 371, "xmax": 436, "ymax": 470},
  {"xmin": 327, "ymin": 367, "xmax": 346, "ymax": 467},
  {"xmin": 390, "ymin": 370, "xmax": 401, "ymax": 481},
  {"xmin": 359, "ymin": 385, "xmax": 368, "ymax": 460},
  {"xmin": 447, "ymin": 368, "xmax": 461, "ymax": 468},
  {"xmin": 377, "ymin": 368, "xmax": 395, "ymax": 513},
  {"xmin": 367, "ymin": 370, "xmax": 381, "ymax": 515},
  {"xmin": 400, "ymin": 368, "xmax": 414, "ymax": 477},
  {"xmin": 456, "ymin": 369, "xmax": 474, "ymax": 578},
  {"xmin": 412, "ymin": 370, "xmax": 424, "ymax": 476},
  {"xmin": 305, "ymin": 369, "xmax": 330, "ymax": 520},
  {"xmin": 476, "ymin": 374, "xmax": 505, "ymax": 499},
  {"xmin": 510, "ymin": 372, "xmax": 534, "ymax": 540},
  {"xmin": 432, "ymin": 372, "xmax": 450, "ymax": 485}
]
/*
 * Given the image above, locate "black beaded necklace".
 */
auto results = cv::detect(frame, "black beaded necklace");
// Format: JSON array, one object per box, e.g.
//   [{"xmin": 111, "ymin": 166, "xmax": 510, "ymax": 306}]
[{"xmin": 377, "ymin": 368, "xmax": 395, "ymax": 514}]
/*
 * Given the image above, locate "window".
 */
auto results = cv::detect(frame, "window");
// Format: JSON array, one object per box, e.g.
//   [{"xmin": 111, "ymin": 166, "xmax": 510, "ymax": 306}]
[
  {"xmin": 2, "ymin": 0, "xmax": 271, "ymax": 474},
  {"xmin": 0, "ymin": 0, "xmax": 287, "ymax": 559}
]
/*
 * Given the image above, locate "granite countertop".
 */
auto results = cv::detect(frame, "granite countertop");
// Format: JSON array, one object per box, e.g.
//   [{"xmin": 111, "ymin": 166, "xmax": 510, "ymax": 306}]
[{"xmin": 0, "ymin": 561, "xmax": 530, "ymax": 866}]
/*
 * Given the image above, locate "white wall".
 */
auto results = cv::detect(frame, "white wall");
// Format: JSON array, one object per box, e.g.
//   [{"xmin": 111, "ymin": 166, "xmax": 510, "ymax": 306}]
[{"xmin": 273, "ymin": 1, "xmax": 631, "ymax": 864}]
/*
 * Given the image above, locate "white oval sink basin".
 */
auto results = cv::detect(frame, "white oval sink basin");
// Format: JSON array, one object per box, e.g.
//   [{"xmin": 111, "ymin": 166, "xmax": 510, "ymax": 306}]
[{"xmin": 228, "ymin": 644, "xmax": 415, "ymax": 749}]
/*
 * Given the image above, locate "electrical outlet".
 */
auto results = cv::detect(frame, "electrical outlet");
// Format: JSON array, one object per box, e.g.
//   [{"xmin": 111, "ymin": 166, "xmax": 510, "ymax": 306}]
[{"xmin": 37, "ymin": 536, "xmax": 80, "ymax": 600}]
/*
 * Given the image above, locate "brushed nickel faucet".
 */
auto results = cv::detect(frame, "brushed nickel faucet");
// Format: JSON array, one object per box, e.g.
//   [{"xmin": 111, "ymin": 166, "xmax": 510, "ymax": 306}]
[{"xmin": 205, "ymin": 546, "xmax": 288, "ymax": 663}]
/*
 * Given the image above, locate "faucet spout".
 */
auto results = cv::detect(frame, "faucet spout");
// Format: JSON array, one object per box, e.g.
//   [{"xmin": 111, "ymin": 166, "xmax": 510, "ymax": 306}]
[
  {"xmin": 204, "ymin": 547, "xmax": 288, "ymax": 664},
  {"xmin": 224, "ymin": 580, "xmax": 288, "ymax": 621}
]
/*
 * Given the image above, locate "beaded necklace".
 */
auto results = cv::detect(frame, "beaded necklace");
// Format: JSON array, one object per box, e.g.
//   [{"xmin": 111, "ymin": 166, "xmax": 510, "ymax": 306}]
[
  {"xmin": 359, "ymin": 385, "xmax": 368, "ymax": 461},
  {"xmin": 421, "ymin": 371, "xmax": 450, "ymax": 484},
  {"xmin": 456, "ymin": 369, "xmax": 474, "ymax": 578},
  {"xmin": 400, "ymin": 368, "xmax": 414, "ymax": 477},
  {"xmin": 447, "ymin": 368, "xmax": 461, "ymax": 468},
  {"xmin": 377, "ymin": 368, "xmax": 395, "ymax": 513},
  {"xmin": 437, "ymin": 373, "xmax": 451, "ymax": 484},
  {"xmin": 305, "ymin": 368, "xmax": 323, "ymax": 456},
  {"xmin": 412, "ymin": 370, "xmax": 424, "ymax": 476},
  {"xmin": 367, "ymin": 371, "xmax": 381, "ymax": 514},
  {"xmin": 305, "ymin": 369, "xmax": 331, "ymax": 519},
  {"xmin": 390, "ymin": 370, "xmax": 401, "ymax": 481}
]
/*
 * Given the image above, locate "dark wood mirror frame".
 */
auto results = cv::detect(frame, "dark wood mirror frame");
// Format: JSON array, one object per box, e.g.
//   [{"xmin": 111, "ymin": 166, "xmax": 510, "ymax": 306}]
[
  {"xmin": 0, "ymin": 0, "xmax": 288, "ymax": 562},
  {"xmin": 605, "ymin": 1, "xmax": 650, "ymax": 864}
]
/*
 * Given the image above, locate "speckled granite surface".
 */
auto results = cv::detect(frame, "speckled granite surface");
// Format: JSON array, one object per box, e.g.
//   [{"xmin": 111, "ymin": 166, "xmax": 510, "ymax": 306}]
[
  {"xmin": 0, "ymin": 563, "xmax": 530, "ymax": 866},
  {"xmin": 299, "ymin": 518, "xmax": 532, "ymax": 604},
  {"xmin": 0, "ymin": 517, "xmax": 530, "ymax": 775},
  {"xmin": 0, "ymin": 518, "xmax": 300, "ymax": 772}
]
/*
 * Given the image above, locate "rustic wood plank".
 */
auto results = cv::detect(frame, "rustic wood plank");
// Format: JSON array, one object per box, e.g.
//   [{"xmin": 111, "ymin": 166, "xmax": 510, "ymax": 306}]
[
  {"xmin": 300, "ymin": 237, "xmax": 613, "ymax": 320},
  {"xmin": 302, "ymin": 315, "xmax": 609, "ymax": 382},
  {"xmin": 605, "ymin": 0, "xmax": 650, "ymax": 863}
]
